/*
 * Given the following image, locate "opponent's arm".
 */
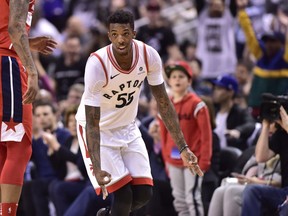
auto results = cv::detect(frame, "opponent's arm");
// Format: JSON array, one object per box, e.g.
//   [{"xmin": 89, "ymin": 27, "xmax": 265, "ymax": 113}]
[
  {"xmin": 150, "ymin": 83, "xmax": 203, "ymax": 176},
  {"xmin": 8, "ymin": 0, "xmax": 38, "ymax": 104}
]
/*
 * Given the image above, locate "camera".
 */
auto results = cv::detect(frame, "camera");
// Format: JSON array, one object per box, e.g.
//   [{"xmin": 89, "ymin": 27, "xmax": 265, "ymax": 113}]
[{"xmin": 260, "ymin": 93, "xmax": 288, "ymax": 122}]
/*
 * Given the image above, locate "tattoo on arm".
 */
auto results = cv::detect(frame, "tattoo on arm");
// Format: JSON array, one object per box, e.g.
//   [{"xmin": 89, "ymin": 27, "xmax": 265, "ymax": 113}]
[
  {"xmin": 150, "ymin": 83, "xmax": 187, "ymax": 150},
  {"xmin": 8, "ymin": 0, "xmax": 37, "ymax": 76},
  {"xmin": 85, "ymin": 105, "xmax": 101, "ymax": 171}
]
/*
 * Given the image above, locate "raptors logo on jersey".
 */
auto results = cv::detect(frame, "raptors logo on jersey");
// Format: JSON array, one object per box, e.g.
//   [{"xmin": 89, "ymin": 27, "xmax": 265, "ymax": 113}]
[{"xmin": 76, "ymin": 39, "xmax": 164, "ymax": 130}]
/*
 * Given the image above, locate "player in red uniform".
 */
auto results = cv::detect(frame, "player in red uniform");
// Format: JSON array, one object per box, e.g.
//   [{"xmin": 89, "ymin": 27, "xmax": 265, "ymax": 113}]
[{"xmin": 0, "ymin": 0, "xmax": 57, "ymax": 215}]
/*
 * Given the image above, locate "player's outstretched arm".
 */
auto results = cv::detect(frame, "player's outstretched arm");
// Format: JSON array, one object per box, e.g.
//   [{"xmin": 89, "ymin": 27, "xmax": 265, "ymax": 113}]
[
  {"xmin": 150, "ymin": 83, "xmax": 203, "ymax": 176},
  {"xmin": 85, "ymin": 105, "xmax": 111, "ymax": 199},
  {"xmin": 8, "ymin": 0, "xmax": 38, "ymax": 104}
]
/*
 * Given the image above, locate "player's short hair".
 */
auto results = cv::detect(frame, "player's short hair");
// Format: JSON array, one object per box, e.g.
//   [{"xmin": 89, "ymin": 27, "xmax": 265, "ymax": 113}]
[{"xmin": 107, "ymin": 10, "xmax": 134, "ymax": 30}]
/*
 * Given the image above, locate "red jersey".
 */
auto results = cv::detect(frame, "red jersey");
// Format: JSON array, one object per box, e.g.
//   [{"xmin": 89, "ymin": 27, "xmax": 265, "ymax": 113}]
[
  {"xmin": 0, "ymin": 0, "xmax": 35, "ymax": 57},
  {"xmin": 159, "ymin": 92, "xmax": 212, "ymax": 171},
  {"xmin": 0, "ymin": 0, "xmax": 35, "ymax": 142}
]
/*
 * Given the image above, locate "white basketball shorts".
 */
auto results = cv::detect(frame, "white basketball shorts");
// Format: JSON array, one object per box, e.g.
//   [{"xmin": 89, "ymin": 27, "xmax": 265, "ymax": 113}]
[{"xmin": 77, "ymin": 121, "xmax": 153, "ymax": 195}]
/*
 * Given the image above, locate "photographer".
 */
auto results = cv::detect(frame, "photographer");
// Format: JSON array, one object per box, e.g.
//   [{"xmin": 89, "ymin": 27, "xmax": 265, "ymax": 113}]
[{"xmin": 241, "ymin": 106, "xmax": 288, "ymax": 215}]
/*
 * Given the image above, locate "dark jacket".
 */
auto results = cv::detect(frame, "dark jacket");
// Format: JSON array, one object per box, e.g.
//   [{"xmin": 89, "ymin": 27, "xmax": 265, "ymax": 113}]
[
  {"xmin": 49, "ymin": 136, "xmax": 88, "ymax": 180},
  {"xmin": 225, "ymin": 104, "xmax": 255, "ymax": 150}
]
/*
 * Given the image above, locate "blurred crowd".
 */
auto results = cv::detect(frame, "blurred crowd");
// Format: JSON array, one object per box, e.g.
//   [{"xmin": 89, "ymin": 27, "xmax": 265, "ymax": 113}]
[{"xmin": 18, "ymin": 0, "xmax": 288, "ymax": 215}]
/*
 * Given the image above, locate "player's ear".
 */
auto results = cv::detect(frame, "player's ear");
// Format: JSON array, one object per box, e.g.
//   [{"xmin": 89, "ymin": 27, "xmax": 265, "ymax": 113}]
[
  {"xmin": 133, "ymin": 31, "xmax": 136, "ymax": 39},
  {"xmin": 107, "ymin": 32, "xmax": 112, "ymax": 42}
]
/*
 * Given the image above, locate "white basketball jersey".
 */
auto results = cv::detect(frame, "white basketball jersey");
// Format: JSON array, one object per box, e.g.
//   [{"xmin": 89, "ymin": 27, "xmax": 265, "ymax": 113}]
[{"xmin": 76, "ymin": 39, "xmax": 164, "ymax": 130}]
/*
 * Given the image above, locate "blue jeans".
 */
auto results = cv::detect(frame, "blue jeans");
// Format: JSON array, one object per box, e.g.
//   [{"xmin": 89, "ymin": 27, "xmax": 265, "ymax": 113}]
[
  {"xmin": 49, "ymin": 179, "xmax": 87, "ymax": 216},
  {"xmin": 242, "ymin": 185, "xmax": 288, "ymax": 216}
]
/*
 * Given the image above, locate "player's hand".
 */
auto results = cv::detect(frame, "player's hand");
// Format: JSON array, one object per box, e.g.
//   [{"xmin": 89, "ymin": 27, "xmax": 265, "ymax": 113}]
[
  {"xmin": 95, "ymin": 170, "xmax": 112, "ymax": 200},
  {"xmin": 23, "ymin": 73, "xmax": 38, "ymax": 104},
  {"xmin": 29, "ymin": 36, "xmax": 57, "ymax": 55},
  {"xmin": 180, "ymin": 148, "xmax": 203, "ymax": 176}
]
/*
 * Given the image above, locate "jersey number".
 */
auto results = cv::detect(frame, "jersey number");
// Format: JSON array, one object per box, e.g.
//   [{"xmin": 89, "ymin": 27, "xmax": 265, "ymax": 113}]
[{"xmin": 116, "ymin": 91, "xmax": 135, "ymax": 108}]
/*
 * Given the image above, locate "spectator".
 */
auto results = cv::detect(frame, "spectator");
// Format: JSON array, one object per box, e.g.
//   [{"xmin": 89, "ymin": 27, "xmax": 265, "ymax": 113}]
[
  {"xmin": 212, "ymin": 74, "xmax": 255, "ymax": 151},
  {"xmin": 48, "ymin": 35, "xmax": 86, "ymax": 101},
  {"xmin": 234, "ymin": 0, "xmax": 266, "ymax": 59},
  {"xmin": 208, "ymin": 121, "xmax": 281, "ymax": 216},
  {"xmin": 241, "ymin": 106, "xmax": 288, "ymax": 216},
  {"xmin": 159, "ymin": 61, "xmax": 212, "ymax": 216},
  {"xmin": 190, "ymin": 57, "xmax": 214, "ymax": 96},
  {"xmin": 32, "ymin": 51, "xmax": 56, "ymax": 99},
  {"xmin": 237, "ymin": 0, "xmax": 288, "ymax": 119},
  {"xmin": 200, "ymin": 95, "xmax": 221, "ymax": 215},
  {"xmin": 234, "ymin": 60, "xmax": 253, "ymax": 109},
  {"xmin": 47, "ymin": 105, "xmax": 88, "ymax": 216},
  {"xmin": 195, "ymin": 0, "xmax": 237, "ymax": 79},
  {"xmin": 58, "ymin": 83, "xmax": 84, "ymax": 118},
  {"xmin": 21, "ymin": 101, "xmax": 71, "ymax": 216},
  {"xmin": 136, "ymin": 1, "xmax": 183, "ymax": 62}
]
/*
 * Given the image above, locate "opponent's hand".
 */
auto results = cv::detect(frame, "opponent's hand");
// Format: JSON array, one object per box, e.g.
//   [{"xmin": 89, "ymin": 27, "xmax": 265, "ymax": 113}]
[
  {"xmin": 180, "ymin": 148, "xmax": 203, "ymax": 176},
  {"xmin": 29, "ymin": 36, "xmax": 57, "ymax": 55},
  {"xmin": 23, "ymin": 73, "xmax": 38, "ymax": 104},
  {"xmin": 95, "ymin": 170, "xmax": 112, "ymax": 200}
]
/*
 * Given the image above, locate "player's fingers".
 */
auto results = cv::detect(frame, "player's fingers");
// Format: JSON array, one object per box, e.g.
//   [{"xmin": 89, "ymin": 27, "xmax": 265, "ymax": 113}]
[
  {"xmin": 193, "ymin": 164, "xmax": 204, "ymax": 177},
  {"xmin": 101, "ymin": 186, "xmax": 108, "ymax": 200},
  {"xmin": 188, "ymin": 166, "xmax": 195, "ymax": 175},
  {"xmin": 187, "ymin": 156, "xmax": 197, "ymax": 165}
]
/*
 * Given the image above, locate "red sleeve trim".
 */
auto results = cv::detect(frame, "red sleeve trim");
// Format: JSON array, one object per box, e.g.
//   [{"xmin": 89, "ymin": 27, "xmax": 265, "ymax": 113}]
[
  {"xmin": 79, "ymin": 124, "xmax": 90, "ymax": 158},
  {"xmin": 90, "ymin": 53, "xmax": 108, "ymax": 87},
  {"xmin": 143, "ymin": 43, "xmax": 149, "ymax": 73}
]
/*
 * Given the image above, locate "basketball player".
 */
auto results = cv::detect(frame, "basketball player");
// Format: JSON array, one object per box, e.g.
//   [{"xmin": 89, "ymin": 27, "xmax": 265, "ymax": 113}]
[
  {"xmin": 0, "ymin": 0, "xmax": 57, "ymax": 215},
  {"xmin": 76, "ymin": 10, "xmax": 203, "ymax": 216}
]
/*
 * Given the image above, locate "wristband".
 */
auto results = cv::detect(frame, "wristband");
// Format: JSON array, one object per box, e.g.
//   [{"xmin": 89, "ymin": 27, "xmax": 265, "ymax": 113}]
[{"xmin": 179, "ymin": 145, "xmax": 189, "ymax": 154}]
